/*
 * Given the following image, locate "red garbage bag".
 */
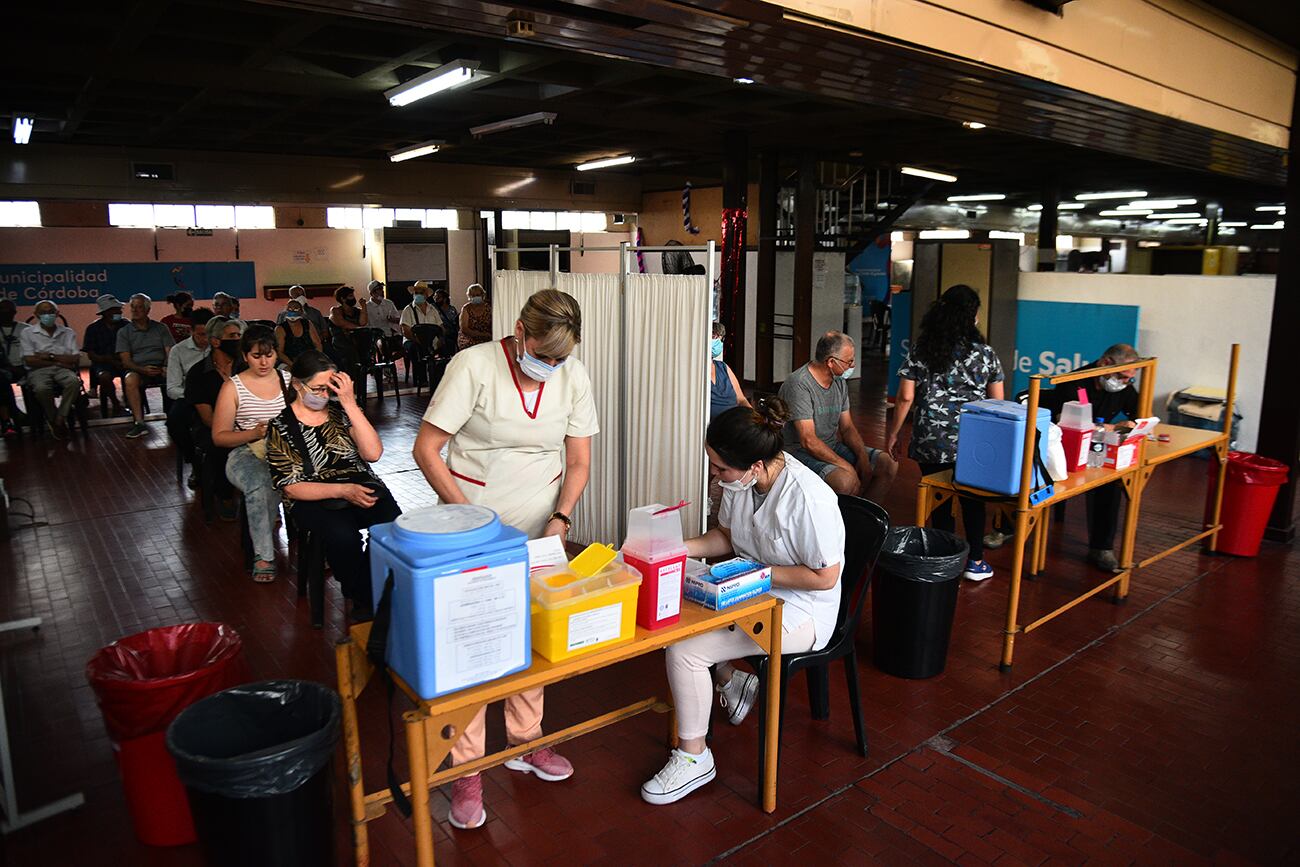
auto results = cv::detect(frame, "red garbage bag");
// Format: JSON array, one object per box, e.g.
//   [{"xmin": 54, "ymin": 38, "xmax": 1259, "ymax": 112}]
[
  {"xmin": 1224, "ymin": 452, "xmax": 1289, "ymax": 486},
  {"xmin": 86, "ymin": 623, "xmax": 249, "ymax": 742}
]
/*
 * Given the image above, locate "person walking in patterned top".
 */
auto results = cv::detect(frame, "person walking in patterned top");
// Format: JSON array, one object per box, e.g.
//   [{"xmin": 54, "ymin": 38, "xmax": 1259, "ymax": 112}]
[{"xmin": 886, "ymin": 284, "xmax": 1004, "ymax": 582}]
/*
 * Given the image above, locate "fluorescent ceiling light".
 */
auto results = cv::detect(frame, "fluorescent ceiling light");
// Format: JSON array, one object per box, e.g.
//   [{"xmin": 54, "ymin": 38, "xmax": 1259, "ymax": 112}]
[
  {"xmin": 918, "ymin": 229, "xmax": 970, "ymax": 239},
  {"xmin": 947, "ymin": 194, "xmax": 1005, "ymax": 202},
  {"xmin": 12, "ymin": 116, "xmax": 33, "ymax": 145},
  {"xmin": 901, "ymin": 166, "xmax": 958, "ymax": 183},
  {"xmin": 1250, "ymin": 222, "xmax": 1284, "ymax": 229},
  {"xmin": 962, "ymin": 121, "xmax": 986, "ymax": 130},
  {"xmin": 1164, "ymin": 218, "xmax": 1208, "ymax": 225},
  {"xmin": 576, "ymin": 155, "xmax": 635, "ymax": 171},
  {"xmin": 384, "ymin": 60, "xmax": 483, "ymax": 107},
  {"xmin": 1157, "ymin": 212, "xmax": 1203, "ymax": 219},
  {"xmin": 1137, "ymin": 199, "xmax": 1196, "ymax": 208},
  {"xmin": 1099, "ymin": 209, "xmax": 1150, "ymax": 217},
  {"xmin": 1137, "ymin": 241, "xmax": 1161, "ymax": 248},
  {"xmin": 389, "ymin": 140, "xmax": 444, "ymax": 162},
  {"xmin": 470, "ymin": 112, "xmax": 556, "ymax": 137},
  {"xmin": 1027, "ymin": 204, "xmax": 1042, "ymax": 211},
  {"xmin": 734, "ymin": 77, "xmax": 755, "ymax": 85},
  {"xmin": 1059, "ymin": 203, "xmax": 1085, "ymax": 210},
  {"xmin": 1256, "ymin": 205, "xmax": 1285, "ymax": 212},
  {"xmin": 988, "ymin": 231, "xmax": 1024, "ymax": 241},
  {"xmin": 1075, "ymin": 190, "xmax": 1147, "ymax": 200},
  {"xmin": 1219, "ymin": 221, "xmax": 1247, "ymax": 227},
  {"xmin": 1218, "ymin": 228, "xmax": 1236, "ymax": 235}
]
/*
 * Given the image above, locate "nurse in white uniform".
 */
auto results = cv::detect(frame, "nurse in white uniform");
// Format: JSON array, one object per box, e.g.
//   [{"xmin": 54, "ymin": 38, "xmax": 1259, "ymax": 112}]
[
  {"xmin": 413, "ymin": 288, "xmax": 598, "ymax": 830},
  {"xmin": 641, "ymin": 398, "xmax": 845, "ymax": 806}
]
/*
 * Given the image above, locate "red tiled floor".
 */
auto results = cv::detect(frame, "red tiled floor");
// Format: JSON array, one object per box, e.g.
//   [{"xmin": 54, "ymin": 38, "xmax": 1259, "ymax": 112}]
[{"xmin": 0, "ymin": 354, "xmax": 1296, "ymax": 865}]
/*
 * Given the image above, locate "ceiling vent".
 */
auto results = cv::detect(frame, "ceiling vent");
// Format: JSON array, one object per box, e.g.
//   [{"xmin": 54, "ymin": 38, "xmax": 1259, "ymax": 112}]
[
  {"xmin": 132, "ymin": 161, "xmax": 175, "ymax": 181},
  {"xmin": 571, "ymin": 180, "xmax": 596, "ymax": 196}
]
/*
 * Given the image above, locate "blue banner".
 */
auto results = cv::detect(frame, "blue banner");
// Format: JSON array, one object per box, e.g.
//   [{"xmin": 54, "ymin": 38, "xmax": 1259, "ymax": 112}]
[
  {"xmin": 0, "ymin": 262, "xmax": 256, "ymax": 306},
  {"xmin": 887, "ymin": 291, "xmax": 911, "ymax": 397},
  {"xmin": 1012, "ymin": 301, "xmax": 1139, "ymax": 395},
  {"xmin": 848, "ymin": 239, "xmax": 891, "ymax": 303}
]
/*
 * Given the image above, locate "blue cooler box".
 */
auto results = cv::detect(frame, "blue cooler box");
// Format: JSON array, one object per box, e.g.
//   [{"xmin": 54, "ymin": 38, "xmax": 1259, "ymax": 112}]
[
  {"xmin": 954, "ymin": 399, "xmax": 1053, "ymax": 496},
  {"xmin": 369, "ymin": 504, "xmax": 531, "ymax": 700}
]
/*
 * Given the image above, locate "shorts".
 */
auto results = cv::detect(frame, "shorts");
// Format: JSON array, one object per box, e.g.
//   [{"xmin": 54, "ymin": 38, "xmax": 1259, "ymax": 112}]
[
  {"xmin": 89, "ymin": 363, "xmax": 123, "ymax": 382},
  {"xmin": 789, "ymin": 441, "xmax": 880, "ymax": 480}
]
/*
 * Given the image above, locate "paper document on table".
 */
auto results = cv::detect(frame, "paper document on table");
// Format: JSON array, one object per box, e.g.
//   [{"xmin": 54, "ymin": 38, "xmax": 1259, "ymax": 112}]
[
  {"xmin": 527, "ymin": 535, "xmax": 569, "ymax": 573},
  {"xmin": 433, "ymin": 562, "xmax": 528, "ymax": 693}
]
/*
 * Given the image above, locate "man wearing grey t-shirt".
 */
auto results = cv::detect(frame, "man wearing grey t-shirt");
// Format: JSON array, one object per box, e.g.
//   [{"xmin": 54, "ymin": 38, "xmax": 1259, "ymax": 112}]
[
  {"xmin": 779, "ymin": 331, "xmax": 896, "ymax": 502},
  {"xmin": 117, "ymin": 293, "xmax": 174, "ymax": 438}
]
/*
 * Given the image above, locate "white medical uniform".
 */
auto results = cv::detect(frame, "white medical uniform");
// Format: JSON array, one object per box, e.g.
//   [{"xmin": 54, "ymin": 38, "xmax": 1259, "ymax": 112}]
[
  {"xmin": 422, "ymin": 338, "xmax": 599, "ymax": 538},
  {"xmin": 718, "ymin": 452, "xmax": 845, "ymax": 650}
]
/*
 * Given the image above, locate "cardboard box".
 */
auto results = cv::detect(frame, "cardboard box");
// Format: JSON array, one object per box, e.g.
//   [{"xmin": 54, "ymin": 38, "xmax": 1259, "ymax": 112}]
[
  {"xmin": 1103, "ymin": 417, "xmax": 1159, "ymax": 470},
  {"xmin": 684, "ymin": 558, "xmax": 772, "ymax": 610}
]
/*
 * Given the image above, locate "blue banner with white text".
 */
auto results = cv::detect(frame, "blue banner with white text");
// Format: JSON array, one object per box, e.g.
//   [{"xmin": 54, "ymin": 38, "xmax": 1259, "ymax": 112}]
[{"xmin": 0, "ymin": 262, "xmax": 256, "ymax": 306}]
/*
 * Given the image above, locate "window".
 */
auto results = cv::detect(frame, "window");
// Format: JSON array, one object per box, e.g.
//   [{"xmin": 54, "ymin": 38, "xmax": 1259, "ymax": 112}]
[
  {"xmin": 108, "ymin": 203, "xmax": 157, "ymax": 227},
  {"xmin": 362, "ymin": 208, "xmax": 394, "ymax": 230},
  {"xmin": 581, "ymin": 212, "xmax": 607, "ymax": 233},
  {"xmin": 425, "ymin": 209, "xmax": 458, "ymax": 230},
  {"xmin": 395, "ymin": 208, "xmax": 425, "ymax": 224},
  {"xmin": 501, "ymin": 210, "xmax": 529, "ymax": 230},
  {"xmin": 327, "ymin": 207, "xmax": 362, "ymax": 229},
  {"xmin": 234, "ymin": 206, "xmax": 275, "ymax": 229},
  {"xmin": 0, "ymin": 201, "xmax": 42, "ymax": 227},
  {"xmin": 195, "ymin": 205, "xmax": 235, "ymax": 229},
  {"xmin": 153, "ymin": 204, "xmax": 196, "ymax": 228}
]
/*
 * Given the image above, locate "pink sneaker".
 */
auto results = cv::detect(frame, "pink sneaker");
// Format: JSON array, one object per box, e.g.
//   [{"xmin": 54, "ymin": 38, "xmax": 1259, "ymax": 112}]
[
  {"xmin": 504, "ymin": 746, "xmax": 574, "ymax": 782},
  {"xmin": 448, "ymin": 774, "xmax": 486, "ymax": 830}
]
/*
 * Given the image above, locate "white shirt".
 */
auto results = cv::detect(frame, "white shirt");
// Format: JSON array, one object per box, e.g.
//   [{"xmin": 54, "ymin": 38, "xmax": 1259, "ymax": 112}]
[
  {"xmin": 366, "ymin": 297, "xmax": 402, "ymax": 336},
  {"xmin": 166, "ymin": 336, "xmax": 210, "ymax": 399},
  {"xmin": 718, "ymin": 453, "xmax": 845, "ymax": 650},
  {"xmin": 19, "ymin": 322, "xmax": 79, "ymax": 360},
  {"xmin": 1, "ymin": 322, "xmax": 28, "ymax": 367},
  {"xmin": 400, "ymin": 301, "xmax": 440, "ymax": 330}
]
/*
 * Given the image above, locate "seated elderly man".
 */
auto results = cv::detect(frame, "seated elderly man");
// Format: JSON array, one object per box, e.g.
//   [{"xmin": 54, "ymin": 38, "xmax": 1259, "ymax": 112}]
[
  {"xmin": 186, "ymin": 315, "xmax": 243, "ymax": 518},
  {"xmin": 19, "ymin": 299, "xmax": 82, "ymax": 439},
  {"xmin": 117, "ymin": 293, "xmax": 175, "ymax": 439},
  {"xmin": 83, "ymin": 295, "xmax": 126, "ymax": 416},
  {"xmin": 166, "ymin": 308, "xmax": 214, "ymax": 487},
  {"xmin": 779, "ymin": 330, "xmax": 897, "ymax": 502}
]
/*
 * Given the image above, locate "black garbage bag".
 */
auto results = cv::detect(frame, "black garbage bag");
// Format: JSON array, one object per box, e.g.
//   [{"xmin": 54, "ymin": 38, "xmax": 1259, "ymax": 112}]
[
  {"xmin": 166, "ymin": 680, "xmax": 341, "ymax": 867},
  {"xmin": 871, "ymin": 527, "xmax": 968, "ymax": 679}
]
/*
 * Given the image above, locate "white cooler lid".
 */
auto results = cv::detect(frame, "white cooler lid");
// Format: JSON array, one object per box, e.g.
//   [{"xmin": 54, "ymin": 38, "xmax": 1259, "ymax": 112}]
[{"xmin": 396, "ymin": 504, "xmax": 496, "ymax": 536}]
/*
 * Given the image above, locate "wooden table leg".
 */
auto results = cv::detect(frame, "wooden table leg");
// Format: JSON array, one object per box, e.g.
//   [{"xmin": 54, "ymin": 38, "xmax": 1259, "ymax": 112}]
[
  {"xmin": 1000, "ymin": 510, "xmax": 1031, "ymax": 671},
  {"xmin": 762, "ymin": 601, "xmax": 783, "ymax": 814},
  {"xmin": 404, "ymin": 710, "xmax": 435, "ymax": 867},
  {"xmin": 336, "ymin": 643, "xmax": 369, "ymax": 867},
  {"xmin": 1117, "ymin": 470, "xmax": 1145, "ymax": 601}
]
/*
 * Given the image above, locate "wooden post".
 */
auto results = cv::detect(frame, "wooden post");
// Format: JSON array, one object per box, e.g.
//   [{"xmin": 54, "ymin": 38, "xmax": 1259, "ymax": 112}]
[{"xmin": 1207, "ymin": 344, "xmax": 1240, "ymax": 551}]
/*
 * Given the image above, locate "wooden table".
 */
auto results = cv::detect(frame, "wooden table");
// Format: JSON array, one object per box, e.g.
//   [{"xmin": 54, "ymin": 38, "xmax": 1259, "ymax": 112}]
[
  {"xmin": 336, "ymin": 595, "xmax": 784, "ymax": 867},
  {"xmin": 913, "ymin": 345, "xmax": 1239, "ymax": 670}
]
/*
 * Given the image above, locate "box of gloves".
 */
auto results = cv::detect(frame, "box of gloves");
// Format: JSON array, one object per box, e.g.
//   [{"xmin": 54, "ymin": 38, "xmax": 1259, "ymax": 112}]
[{"xmin": 684, "ymin": 558, "xmax": 771, "ymax": 610}]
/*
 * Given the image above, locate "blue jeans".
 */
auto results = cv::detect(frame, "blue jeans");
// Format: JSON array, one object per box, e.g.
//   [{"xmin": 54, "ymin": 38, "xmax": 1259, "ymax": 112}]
[
  {"xmin": 789, "ymin": 441, "xmax": 880, "ymax": 480},
  {"xmin": 226, "ymin": 445, "xmax": 279, "ymax": 563}
]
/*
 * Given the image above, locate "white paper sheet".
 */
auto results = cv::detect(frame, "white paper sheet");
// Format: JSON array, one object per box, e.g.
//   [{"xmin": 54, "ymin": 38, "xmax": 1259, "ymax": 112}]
[
  {"xmin": 566, "ymin": 602, "xmax": 623, "ymax": 652},
  {"xmin": 433, "ymin": 562, "xmax": 528, "ymax": 693},
  {"xmin": 527, "ymin": 535, "xmax": 569, "ymax": 573}
]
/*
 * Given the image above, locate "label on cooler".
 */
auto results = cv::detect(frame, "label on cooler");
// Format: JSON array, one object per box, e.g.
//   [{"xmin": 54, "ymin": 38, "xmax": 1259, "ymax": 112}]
[
  {"xmin": 434, "ymin": 563, "xmax": 527, "ymax": 693},
  {"xmin": 567, "ymin": 602, "xmax": 623, "ymax": 651},
  {"xmin": 656, "ymin": 561, "xmax": 683, "ymax": 618}
]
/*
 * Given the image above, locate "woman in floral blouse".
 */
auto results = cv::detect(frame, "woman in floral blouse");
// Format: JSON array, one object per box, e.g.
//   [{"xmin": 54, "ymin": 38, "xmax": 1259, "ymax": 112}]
[
  {"xmin": 886, "ymin": 284, "xmax": 1004, "ymax": 582},
  {"xmin": 458, "ymin": 283, "xmax": 492, "ymax": 350},
  {"xmin": 265, "ymin": 350, "xmax": 400, "ymax": 618}
]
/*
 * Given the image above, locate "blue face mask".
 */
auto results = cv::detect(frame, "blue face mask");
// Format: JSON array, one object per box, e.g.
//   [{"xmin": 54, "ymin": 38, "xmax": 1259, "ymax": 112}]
[
  {"xmin": 284, "ymin": 311, "xmax": 302, "ymax": 320},
  {"xmin": 38, "ymin": 313, "xmax": 57, "ymax": 328},
  {"xmin": 412, "ymin": 293, "xmax": 427, "ymax": 305},
  {"xmin": 710, "ymin": 338, "xmax": 724, "ymax": 359},
  {"xmin": 518, "ymin": 348, "xmax": 565, "ymax": 382},
  {"xmin": 111, "ymin": 313, "xmax": 123, "ymax": 322}
]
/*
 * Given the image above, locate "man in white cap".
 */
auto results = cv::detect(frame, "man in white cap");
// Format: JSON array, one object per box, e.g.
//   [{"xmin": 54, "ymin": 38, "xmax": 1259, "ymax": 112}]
[
  {"xmin": 365, "ymin": 279, "xmax": 402, "ymax": 355},
  {"xmin": 278, "ymin": 284, "xmax": 326, "ymax": 335},
  {"xmin": 20, "ymin": 299, "xmax": 82, "ymax": 438},
  {"xmin": 83, "ymin": 294, "xmax": 127, "ymax": 416}
]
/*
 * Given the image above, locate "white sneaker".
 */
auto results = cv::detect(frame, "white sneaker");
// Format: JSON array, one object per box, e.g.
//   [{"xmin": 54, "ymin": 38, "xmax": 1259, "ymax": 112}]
[
  {"xmin": 640, "ymin": 748, "xmax": 716, "ymax": 805},
  {"xmin": 716, "ymin": 671, "xmax": 759, "ymax": 725}
]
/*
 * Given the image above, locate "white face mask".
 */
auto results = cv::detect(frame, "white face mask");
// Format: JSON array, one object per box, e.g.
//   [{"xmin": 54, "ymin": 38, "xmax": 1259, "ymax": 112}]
[
  {"xmin": 1100, "ymin": 375, "xmax": 1128, "ymax": 393},
  {"xmin": 517, "ymin": 345, "xmax": 565, "ymax": 382},
  {"xmin": 718, "ymin": 468, "xmax": 758, "ymax": 493},
  {"xmin": 838, "ymin": 366, "xmax": 856, "ymax": 380}
]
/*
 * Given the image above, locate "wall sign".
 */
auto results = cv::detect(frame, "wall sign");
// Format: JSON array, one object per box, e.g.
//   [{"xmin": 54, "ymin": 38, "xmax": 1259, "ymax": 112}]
[{"xmin": 0, "ymin": 262, "xmax": 256, "ymax": 305}]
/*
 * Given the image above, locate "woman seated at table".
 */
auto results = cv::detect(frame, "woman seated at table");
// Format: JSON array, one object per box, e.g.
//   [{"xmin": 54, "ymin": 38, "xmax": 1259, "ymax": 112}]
[
  {"xmin": 640, "ymin": 398, "xmax": 845, "ymax": 806},
  {"xmin": 265, "ymin": 350, "xmax": 400, "ymax": 619}
]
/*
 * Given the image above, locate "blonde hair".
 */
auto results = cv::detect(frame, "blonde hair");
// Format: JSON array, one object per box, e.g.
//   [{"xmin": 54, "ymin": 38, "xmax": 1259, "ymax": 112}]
[{"xmin": 519, "ymin": 289, "xmax": 581, "ymax": 358}]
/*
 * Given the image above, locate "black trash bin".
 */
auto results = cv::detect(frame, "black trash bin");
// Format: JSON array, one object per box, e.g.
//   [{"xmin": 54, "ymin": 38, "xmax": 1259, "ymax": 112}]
[
  {"xmin": 871, "ymin": 527, "xmax": 968, "ymax": 679},
  {"xmin": 165, "ymin": 679, "xmax": 341, "ymax": 867}
]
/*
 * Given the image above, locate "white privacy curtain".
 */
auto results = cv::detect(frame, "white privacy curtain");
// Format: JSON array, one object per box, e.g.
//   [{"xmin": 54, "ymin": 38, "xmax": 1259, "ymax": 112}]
[
  {"xmin": 490, "ymin": 269, "xmax": 708, "ymax": 545},
  {"xmin": 624, "ymin": 274, "xmax": 710, "ymax": 536}
]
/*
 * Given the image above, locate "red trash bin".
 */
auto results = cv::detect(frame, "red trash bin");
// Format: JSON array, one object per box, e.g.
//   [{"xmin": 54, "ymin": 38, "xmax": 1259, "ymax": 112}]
[
  {"xmin": 86, "ymin": 623, "xmax": 248, "ymax": 846},
  {"xmin": 1207, "ymin": 452, "xmax": 1290, "ymax": 557}
]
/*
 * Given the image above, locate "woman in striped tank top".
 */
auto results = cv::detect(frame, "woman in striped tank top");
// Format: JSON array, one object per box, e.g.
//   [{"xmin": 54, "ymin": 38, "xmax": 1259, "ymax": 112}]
[{"xmin": 212, "ymin": 325, "xmax": 292, "ymax": 581}]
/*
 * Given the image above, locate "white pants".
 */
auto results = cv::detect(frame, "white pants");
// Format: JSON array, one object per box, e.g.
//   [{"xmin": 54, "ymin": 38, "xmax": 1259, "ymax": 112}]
[{"xmin": 666, "ymin": 617, "xmax": 817, "ymax": 741}]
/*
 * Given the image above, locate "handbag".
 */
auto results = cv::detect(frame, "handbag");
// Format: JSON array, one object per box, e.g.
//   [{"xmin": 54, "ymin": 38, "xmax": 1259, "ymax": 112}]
[{"xmin": 278, "ymin": 404, "xmax": 385, "ymax": 509}]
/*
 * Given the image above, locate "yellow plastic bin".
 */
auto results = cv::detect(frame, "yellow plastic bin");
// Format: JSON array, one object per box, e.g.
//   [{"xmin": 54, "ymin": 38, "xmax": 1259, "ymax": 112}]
[{"xmin": 530, "ymin": 560, "xmax": 643, "ymax": 662}]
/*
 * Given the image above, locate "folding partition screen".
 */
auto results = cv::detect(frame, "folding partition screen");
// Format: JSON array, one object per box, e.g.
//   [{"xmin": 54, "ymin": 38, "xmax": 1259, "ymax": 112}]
[{"xmin": 491, "ymin": 250, "xmax": 710, "ymax": 546}]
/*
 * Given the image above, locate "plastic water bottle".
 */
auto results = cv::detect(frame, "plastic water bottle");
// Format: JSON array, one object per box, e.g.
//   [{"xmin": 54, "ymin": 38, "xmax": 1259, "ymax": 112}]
[{"xmin": 1087, "ymin": 418, "xmax": 1107, "ymax": 468}]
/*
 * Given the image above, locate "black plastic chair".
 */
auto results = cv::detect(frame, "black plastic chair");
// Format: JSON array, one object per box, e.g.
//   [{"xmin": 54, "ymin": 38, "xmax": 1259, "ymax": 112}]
[
  {"xmin": 294, "ymin": 525, "xmax": 328, "ymax": 628},
  {"xmin": 409, "ymin": 323, "xmax": 447, "ymax": 396},
  {"xmin": 744, "ymin": 494, "xmax": 890, "ymax": 792},
  {"xmin": 352, "ymin": 327, "xmax": 400, "ymax": 407}
]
